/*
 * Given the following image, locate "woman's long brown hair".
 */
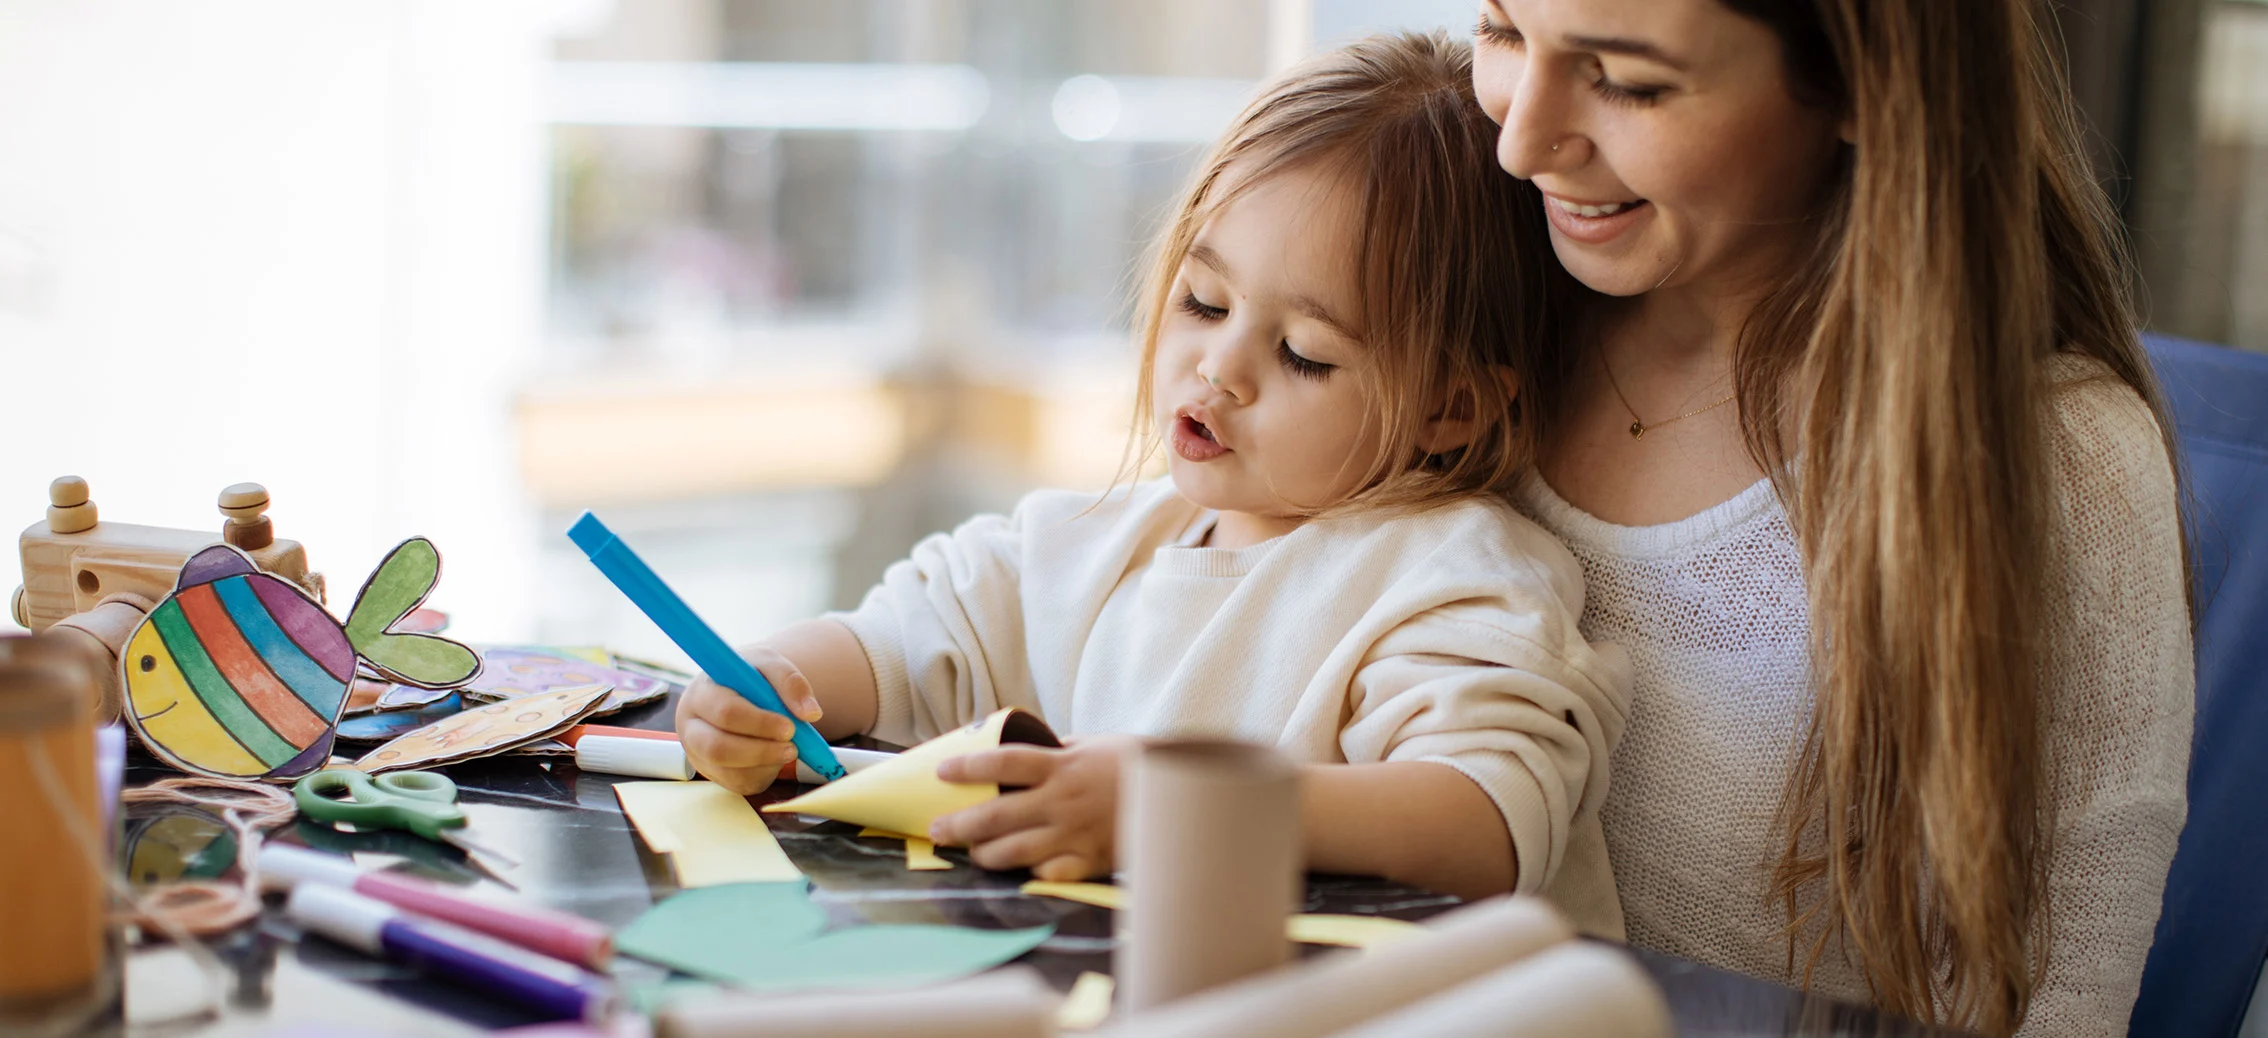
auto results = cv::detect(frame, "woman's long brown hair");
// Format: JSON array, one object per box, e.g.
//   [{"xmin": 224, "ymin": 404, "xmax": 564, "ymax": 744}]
[{"xmin": 1718, "ymin": 1, "xmax": 2180, "ymax": 1033}]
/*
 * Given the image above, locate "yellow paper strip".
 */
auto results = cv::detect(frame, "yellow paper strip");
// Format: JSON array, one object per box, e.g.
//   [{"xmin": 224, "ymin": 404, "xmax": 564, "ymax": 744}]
[
  {"xmin": 1284, "ymin": 913, "xmax": 1424, "ymax": 948},
  {"xmin": 1056, "ymin": 971, "xmax": 1115, "ymax": 1030},
  {"xmin": 1019, "ymin": 883, "xmax": 1422, "ymax": 949},
  {"xmin": 1021, "ymin": 880, "xmax": 1126, "ymax": 910},
  {"xmin": 615, "ymin": 781, "xmax": 802, "ymax": 886},
  {"xmin": 859, "ymin": 827, "xmax": 954, "ymax": 871}
]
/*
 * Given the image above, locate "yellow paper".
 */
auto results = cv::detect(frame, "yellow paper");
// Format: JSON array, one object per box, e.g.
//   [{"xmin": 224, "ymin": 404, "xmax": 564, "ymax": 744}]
[
  {"xmin": 615, "ymin": 781, "xmax": 801, "ymax": 886},
  {"xmin": 860, "ymin": 827, "xmax": 954, "ymax": 871},
  {"xmin": 763, "ymin": 708, "xmax": 1044, "ymax": 837},
  {"xmin": 1021, "ymin": 880, "xmax": 1126, "ymax": 911},
  {"xmin": 1057, "ymin": 971, "xmax": 1115, "ymax": 1030},
  {"xmin": 1285, "ymin": 914, "xmax": 1424, "ymax": 948},
  {"xmin": 1019, "ymin": 882, "xmax": 1421, "ymax": 948}
]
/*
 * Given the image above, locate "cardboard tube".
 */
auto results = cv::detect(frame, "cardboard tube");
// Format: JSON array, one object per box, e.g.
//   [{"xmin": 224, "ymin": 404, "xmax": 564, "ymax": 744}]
[
  {"xmin": 1333, "ymin": 942, "xmax": 1672, "ymax": 1038},
  {"xmin": 1116, "ymin": 739, "xmax": 1300, "ymax": 1012},
  {"xmin": 655, "ymin": 965, "xmax": 1056, "ymax": 1038},
  {"xmin": 1089, "ymin": 895, "xmax": 1573, "ymax": 1038}
]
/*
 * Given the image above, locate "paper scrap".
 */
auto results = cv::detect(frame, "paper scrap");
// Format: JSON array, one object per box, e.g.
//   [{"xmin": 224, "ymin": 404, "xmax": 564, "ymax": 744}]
[
  {"xmin": 1057, "ymin": 971, "xmax": 1115, "ymax": 1030},
  {"xmin": 354, "ymin": 683, "xmax": 611, "ymax": 774},
  {"xmin": 1021, "ymin": 880, "xmax": 1126, "ymax": 911},
  {"xmin": 1285, "ymin": 914, "xmax": 1424, "ymax": 948},
  {"xmin": 860, "ymin": 827, "xmax": 953, "ymax": 871},
  {"xmin": 615, "ymin": 781, "xmax": 802, "ymax": 886},
  {"xmin": 616, "ymin": 881, "xmax": 1053, "ymax": 994},
  {"xmin": 1018, "ymin": 882, "xmax": 1422, "ymax": 948}
]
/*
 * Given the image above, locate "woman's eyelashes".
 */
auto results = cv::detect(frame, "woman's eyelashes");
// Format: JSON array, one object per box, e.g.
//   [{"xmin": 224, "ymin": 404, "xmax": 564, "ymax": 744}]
[
  {"xmin": 1471, "ymin": 15, "xmax": 1667, "ymax": 107},
  {"xmin": 1594, "ymin": 74, "xmax": 1667, "ymax": 107},
  {"xmin": 1176, "ymin": 290, "xmax": 1336, "ymax": 382}
]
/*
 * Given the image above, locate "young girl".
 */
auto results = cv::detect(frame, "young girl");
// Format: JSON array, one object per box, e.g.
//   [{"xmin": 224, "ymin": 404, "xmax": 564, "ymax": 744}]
[{"xmin": 677, "ymin": 31, "xmax": 1632, "ymax": 930}]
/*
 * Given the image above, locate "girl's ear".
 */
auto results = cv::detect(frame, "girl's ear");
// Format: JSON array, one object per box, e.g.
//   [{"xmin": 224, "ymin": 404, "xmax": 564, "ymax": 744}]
[{"xmin": 1416, "ymin": 367, "xmax": 1520, "ymax": 455}]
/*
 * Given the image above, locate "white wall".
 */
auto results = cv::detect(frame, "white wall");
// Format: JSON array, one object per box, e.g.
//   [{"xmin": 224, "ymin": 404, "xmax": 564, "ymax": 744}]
[{"xmin": 0, "ymin": 0, "xmax": 563, "ymax": 640}]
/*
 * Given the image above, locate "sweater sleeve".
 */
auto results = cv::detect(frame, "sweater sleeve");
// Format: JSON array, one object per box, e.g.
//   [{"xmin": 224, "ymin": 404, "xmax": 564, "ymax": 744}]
[
  {"xmin": 1337, "ymin": 550, "xmax": 1634, "ymax": 896},
  {"xmin": 2016, "ymin": 365, "xmax": 2193, "ymax": 1038},
  {"xmin": 826, "ymin": 502, "xmax": 1035, "ymax": 748}
]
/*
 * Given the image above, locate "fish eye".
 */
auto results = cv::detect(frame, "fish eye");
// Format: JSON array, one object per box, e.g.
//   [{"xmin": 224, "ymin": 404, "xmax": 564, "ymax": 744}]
[{"xmin": 139, "ymin": 655, "xmax": 156, "ymax": 672}]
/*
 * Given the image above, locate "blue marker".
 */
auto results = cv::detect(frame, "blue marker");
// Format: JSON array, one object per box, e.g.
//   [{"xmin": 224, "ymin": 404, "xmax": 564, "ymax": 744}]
[{"xmin": 567, "ymin": 512, "xmax": 846, "ymax": 781}]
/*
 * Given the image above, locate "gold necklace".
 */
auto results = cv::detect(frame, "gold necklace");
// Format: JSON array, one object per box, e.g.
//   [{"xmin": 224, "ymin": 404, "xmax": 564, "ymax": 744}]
[{"xmin": 1600, "ymin": 355, "xmax": 1737, "ymax": 440}]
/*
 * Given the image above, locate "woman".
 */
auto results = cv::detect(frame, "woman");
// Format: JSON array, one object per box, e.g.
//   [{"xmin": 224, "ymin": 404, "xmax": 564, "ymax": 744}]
[{"xmin": 1470, "ymin": 2, "xmax": 2191, "ymax": 1036}]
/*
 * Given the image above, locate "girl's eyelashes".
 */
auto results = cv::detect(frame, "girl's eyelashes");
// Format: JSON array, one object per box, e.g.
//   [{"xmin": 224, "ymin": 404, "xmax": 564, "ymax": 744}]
[
  {"xmin": 1277, "ymin": 341, "xmax": 1335, "ymax": 381},
  {"xmin": 1177, "ymin": 291, "xmax": 1227, "ymax": 321}
]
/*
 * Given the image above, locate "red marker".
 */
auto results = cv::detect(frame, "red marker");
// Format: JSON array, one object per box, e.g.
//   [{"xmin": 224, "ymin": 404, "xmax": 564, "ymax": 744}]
[{"xmin": 262, "ymin": 845, "xmax": 612, "ymax": 970}]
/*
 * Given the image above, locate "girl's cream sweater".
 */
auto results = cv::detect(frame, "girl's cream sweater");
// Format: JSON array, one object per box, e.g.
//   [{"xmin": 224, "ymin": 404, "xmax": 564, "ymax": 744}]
[{"xmin": 830, "ymin": 479, "xmax": 1634, "ymax": 936}]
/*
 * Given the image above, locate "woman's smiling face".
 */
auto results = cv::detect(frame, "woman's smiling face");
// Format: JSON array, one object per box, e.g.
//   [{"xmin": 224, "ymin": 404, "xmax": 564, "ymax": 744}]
[{"xmin": 1470, "ymin": 0, "xmax": 1845, "ymax": 300}]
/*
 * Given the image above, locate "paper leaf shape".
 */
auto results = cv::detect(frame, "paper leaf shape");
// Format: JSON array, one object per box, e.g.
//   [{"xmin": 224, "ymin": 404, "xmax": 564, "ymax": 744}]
[
  {"xmin": 353, "ymin": 683, "xmax": 611, "ymax": 773},
  {"xmin": 762, "ymin": 708, "xmax": 1060, "ymax": 837},
  {"xmin": 617, "ymin": 881, "xmax": 1053, "ymax": 993},
  {"xmin": 341, "ymin": 538, "xmax": 479, "ymax": 689},
  {"xmin": 122, "ymin": 544, "xmax": 357, "ymax": 780}
]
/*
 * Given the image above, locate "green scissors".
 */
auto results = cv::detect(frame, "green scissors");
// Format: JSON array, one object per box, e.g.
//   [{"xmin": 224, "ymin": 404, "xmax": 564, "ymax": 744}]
[{"xmin": 292, "ymin": 768, "xmax": 517, "ymax": 870}]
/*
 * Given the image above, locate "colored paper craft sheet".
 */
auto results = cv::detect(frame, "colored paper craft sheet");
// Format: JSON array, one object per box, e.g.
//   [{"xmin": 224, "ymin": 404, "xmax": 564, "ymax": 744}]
[
  {"xmin": 1020, "ymin": 882, "xmax": 1422, "ymax": 948},
  {"xmin": 616, "ymin": 882, "xmax": 1053, "ymax": 995},
  {"xmin": 1285, "ymin": 915, "xmax": 1422, "ymax": 949},
  {"xmin": 1022, "ymin": 880, "xmax": 1125, "ymax": 911},
  {"xmin": 858, "ymin": 827, "xmax": 952, "ymax": 871},
  {"xmin": 614, "ymin": 781, "xmax": 801, "ymax": 886},
  {"xmin": 465, "ymin": 646, "xmax": 674, "ymax": 716},
  {"xmin": 1058, "ymin": 971, "xmax": 1116, "ymax": 1031},
  {"xmin": 352, "ymin": 683, "xmax": 611, "ymax": 774}
]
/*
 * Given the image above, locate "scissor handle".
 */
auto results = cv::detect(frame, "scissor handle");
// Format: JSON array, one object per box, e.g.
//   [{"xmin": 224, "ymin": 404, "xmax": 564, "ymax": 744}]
[{"xmin": 293, "ymin": 768, "xmax": 465, "ymax": 842}]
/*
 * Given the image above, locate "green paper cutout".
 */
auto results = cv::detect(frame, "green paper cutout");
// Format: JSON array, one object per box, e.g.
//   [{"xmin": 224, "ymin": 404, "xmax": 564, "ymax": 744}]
[
  {"xmin": 341, "ymin": 538, "xmax": 479, "ymax": 688},
  {"xmin": 618, "ymin": 883, "xmax": 831, "ymax": 969},
  {"xmin": 617, "ymin": 881, "xmax": 1054, "ymax": 994}
]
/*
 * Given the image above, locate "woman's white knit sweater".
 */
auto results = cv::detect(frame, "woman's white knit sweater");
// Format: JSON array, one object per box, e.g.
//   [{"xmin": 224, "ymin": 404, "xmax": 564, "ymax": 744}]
[
  {"xmin": 1513, "ymin": 354, "xmax": 2192, "ymax": 1036},
  {"xmin": 830, "ymin": 479, "xmax": 1634, "ymax": 935}
]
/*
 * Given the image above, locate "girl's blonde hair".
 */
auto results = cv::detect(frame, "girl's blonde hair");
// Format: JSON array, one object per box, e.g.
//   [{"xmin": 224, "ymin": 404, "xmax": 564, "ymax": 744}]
[
  {"xmin": 1124, "ymin": 31, "xmax": 1565, "ymax": 512},
  {"xmin": 1700, "ymin": 1, "xmax": 2184, "ymax": 1033}
]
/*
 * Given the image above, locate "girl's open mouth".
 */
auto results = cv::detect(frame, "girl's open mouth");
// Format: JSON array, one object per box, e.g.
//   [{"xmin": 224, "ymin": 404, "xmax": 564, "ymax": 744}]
[{"xmin": 1171, "ymin": 415, "xmax": 1229, "ymax": 462}]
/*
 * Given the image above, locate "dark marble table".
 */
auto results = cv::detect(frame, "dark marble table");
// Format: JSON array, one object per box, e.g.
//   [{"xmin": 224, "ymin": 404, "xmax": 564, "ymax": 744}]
[{"xmin": 111, "ymin": 699, "xmax": 1966, "ymax": 1037}]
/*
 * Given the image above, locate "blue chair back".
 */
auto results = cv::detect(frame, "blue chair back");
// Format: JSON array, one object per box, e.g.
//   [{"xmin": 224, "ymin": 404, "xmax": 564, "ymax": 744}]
[{"xmin": 2128, "ymin": 334, "xmax": 2268, "ymax": 1037}]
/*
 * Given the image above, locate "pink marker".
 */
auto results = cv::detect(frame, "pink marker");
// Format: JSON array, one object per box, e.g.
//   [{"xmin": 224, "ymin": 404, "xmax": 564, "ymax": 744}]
[{"xmin": 262, "ymin": 844, "xmax": 613, "ymax": 970}]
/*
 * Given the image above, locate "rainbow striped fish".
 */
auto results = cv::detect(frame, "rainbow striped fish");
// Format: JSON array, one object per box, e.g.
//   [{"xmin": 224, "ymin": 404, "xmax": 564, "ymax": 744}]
[{"xmin": 123, "ymin": 538, "xmax": 479, "ymax": 780}]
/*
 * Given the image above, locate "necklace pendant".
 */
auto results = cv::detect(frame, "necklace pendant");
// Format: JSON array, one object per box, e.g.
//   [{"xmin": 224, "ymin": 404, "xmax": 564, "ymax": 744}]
[{"xmin": 1629, "ymin": 421, "xmax": 1645, "ymax": 440}]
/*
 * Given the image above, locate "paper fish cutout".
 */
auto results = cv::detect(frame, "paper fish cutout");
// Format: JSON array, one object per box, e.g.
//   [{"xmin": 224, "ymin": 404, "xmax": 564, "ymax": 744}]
[
  {"xmin": 461, "ymin": 646, "xmax": 675, "ymax": 717},
  {"xmin": 763, "ymin": 708, "xmax": 1060, "ymax": 838},
  {"xmin": 122, "ymin": 539, "xmax": 480, "ymax": 781},
  {"xmin": 354, "ymin": 682, "xmax": 612, "ymax": 773}
]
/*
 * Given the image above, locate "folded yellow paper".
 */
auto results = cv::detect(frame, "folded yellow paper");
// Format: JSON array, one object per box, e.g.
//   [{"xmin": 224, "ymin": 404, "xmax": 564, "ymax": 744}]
[
  {"xmin": 615, "ymin": 780, "xmax": 802, "ymax": 886},
  {"xmin": 763, "ymin": 708, "xmax": 1060, "ymax": 838},
  {"xmin": 1058, "ymin": 971, "xmax": 1116, "ymax": 1030}
]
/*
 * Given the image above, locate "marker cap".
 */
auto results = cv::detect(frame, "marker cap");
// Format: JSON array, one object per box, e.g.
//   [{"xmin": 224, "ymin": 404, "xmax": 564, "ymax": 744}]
[
  {"xmin": 576, "ymin": 735, "xmax": 694, "ymax": 781},
  {"xmin": 287, "ymin": 883, "xmax": 392, "ymax": 954},
  {"xmin": 260, "ymin": 844, "xmax": 364, "ymax": 892}
]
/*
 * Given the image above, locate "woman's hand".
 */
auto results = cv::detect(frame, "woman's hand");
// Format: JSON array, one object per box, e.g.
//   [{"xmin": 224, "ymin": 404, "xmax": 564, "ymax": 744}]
[
  {"xmin": 674, "ymin": 646, "xmax": 826, "ymax": 795},
  {"xmin": 927, "ymin": 735, "xmax": 1146, "ymax": 880}
]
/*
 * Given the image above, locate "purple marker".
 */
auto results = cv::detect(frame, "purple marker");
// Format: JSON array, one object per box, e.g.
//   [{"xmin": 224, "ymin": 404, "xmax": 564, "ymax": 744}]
[{"xmin": 287, "ymin": 884, "xmax": 614, "ymax": 1022}]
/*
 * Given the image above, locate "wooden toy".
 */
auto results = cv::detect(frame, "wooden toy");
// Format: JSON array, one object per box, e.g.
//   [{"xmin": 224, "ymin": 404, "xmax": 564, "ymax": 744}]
[{"xmin": 14, "ymin": 477, "xmax": 325, "ymax": 634}]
